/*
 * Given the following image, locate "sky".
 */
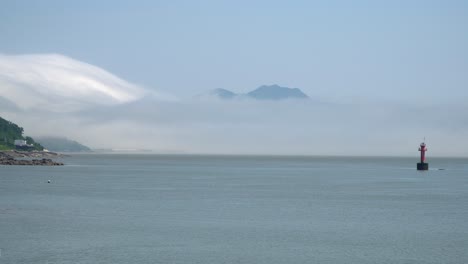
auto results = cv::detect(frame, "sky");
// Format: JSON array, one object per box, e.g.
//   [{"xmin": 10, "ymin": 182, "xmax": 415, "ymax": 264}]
[
  {"xmin": 1, "ymin": 0, "xmax": 467, "ymax": 100},
  {"xmin": 0, "ymin": 0, "xmax": 467, "ymax": 156}
]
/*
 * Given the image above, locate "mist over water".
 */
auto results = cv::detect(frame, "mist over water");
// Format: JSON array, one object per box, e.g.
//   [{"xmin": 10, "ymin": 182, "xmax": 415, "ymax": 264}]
[{"xmin": 2, "ymin": 98, "xmax": 467, "ymax": 156}]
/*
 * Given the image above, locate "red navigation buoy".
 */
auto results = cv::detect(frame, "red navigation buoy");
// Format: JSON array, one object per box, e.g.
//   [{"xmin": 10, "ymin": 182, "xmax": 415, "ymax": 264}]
[{"xmin": 417, "ymin": 141, "xmax": 429, "ymax": 171}]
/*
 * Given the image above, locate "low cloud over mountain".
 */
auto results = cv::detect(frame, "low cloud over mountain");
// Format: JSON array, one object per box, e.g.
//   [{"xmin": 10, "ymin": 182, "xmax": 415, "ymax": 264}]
[{"xmin": 0, "ymin": 54, "xmax": 155, "ymax": 112}]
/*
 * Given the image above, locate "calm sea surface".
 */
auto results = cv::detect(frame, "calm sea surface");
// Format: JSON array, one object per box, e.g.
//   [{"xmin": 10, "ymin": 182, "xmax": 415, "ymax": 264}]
[{"xmin": 1, "ymin": 154, "xmax": 467, "ymax": 264}]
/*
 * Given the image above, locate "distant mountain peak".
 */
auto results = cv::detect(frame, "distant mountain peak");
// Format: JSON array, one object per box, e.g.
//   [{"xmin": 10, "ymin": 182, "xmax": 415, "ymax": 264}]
[
  {"xmin": 210, "ymin": 88, "xmax": 237, "ymax": 99},
  {"xmin": 195, "ymin": 88, "xmax": 237, "ymax": 100},
  {"xmin": 197, "ymin": 85, "xmax": 309, "ymax": 101},
  {"xmin": 247, "ymin": 85, "xmax": 309, "ymax": 100}
]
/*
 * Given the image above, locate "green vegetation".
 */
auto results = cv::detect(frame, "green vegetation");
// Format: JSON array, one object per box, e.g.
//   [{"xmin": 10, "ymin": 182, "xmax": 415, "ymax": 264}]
[
  {"xmin": 0, "ymin": 116, "xmax": 44, "ymax": 151},
  {"xmin": 0, "ymin": 144, "xmax": 11, "ymax": 151}
]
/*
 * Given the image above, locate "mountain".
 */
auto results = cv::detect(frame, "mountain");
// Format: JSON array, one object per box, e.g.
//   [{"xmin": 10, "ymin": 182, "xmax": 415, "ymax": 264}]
[
  {"xmin": 36, "ymin": 137, "xmax": 92, "ymax": 152},
  {"xmin": 195, "ymin": 88, "xmax": 237, "ymax": 100},
  {"xmin": 209, "ymin": 88, "xmax": 237, "ymax": 99},
  {"xmin": 246, "ymin": 85, "xmax": 308, "ymax": 100},
  {"xmin": 198, "ymin": 85, "xmax": 309, "ymax": 101},
  {"xmin": 0, "ymin": 116, "xmax": 44, "ymax": 150}
]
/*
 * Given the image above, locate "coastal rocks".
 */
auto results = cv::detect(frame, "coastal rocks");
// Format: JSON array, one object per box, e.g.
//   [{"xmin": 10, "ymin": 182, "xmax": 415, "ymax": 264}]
[
  {"xmin": 0, "ymin": 152, "xmax": 64, "ymax": 166},
  {"xmin": 3, "ymin": 150, "xmax": 67, "ymax": 158}
]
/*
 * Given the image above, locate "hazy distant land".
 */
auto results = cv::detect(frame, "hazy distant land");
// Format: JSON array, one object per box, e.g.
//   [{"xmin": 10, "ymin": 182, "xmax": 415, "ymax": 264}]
[
  {"xmin": 198, "ymin": 84, "xmax": 309, "ymax": 100},
  {"xmin": 35, "ymin": 137, "xmax": 92, "ymax": 153}
]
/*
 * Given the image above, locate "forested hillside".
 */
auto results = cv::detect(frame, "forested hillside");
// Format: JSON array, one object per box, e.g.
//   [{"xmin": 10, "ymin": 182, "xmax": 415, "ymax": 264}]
[{"xmin": 0, "ymin": 116, "xmax": 43, "ymax": 150}]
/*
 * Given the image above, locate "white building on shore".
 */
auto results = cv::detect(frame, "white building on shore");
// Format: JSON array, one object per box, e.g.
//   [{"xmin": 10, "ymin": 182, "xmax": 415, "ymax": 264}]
[
  {"xmin": 14, "ymin": 139, "xmax": 33, "ymax": 149},
  {"xmin": 14, "ymin": 139, "xmax": 28, "ymax": 146}
]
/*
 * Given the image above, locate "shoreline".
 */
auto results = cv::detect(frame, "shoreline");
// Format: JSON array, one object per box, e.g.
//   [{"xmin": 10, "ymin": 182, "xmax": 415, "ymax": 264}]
[{"xmin": 0, "ymin": 150, "xmax": 65, "ymax": 166}]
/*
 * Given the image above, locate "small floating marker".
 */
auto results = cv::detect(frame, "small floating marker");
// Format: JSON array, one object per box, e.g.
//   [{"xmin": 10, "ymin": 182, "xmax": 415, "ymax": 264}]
[{"xmin": 47, "ymin": 180, "xmax": 51, "ymax": 183}]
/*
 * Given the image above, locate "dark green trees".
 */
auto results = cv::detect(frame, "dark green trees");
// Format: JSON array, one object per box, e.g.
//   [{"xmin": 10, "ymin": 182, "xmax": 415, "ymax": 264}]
[{"xmin": 0, "ymin": 117, "xmax": 44, "ymax": 151}]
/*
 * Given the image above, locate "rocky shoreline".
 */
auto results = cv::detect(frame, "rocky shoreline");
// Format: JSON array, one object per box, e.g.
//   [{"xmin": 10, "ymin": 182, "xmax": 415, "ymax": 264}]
[{"xmin": 0, "ymin": 151, "xmax": 64, "ymax": 166}]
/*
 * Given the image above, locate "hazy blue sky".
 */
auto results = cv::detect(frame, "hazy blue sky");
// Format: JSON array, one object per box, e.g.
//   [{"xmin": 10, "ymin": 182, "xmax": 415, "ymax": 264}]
[{"xmin": 1, "ymin": 0, "xmax": 467, "ymax": 102}]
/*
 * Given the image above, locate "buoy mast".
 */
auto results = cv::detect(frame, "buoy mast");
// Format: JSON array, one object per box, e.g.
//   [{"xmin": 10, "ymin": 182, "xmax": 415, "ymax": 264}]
[{"xmin": 419, "ymin": 142, "xmax": 427, "ymax": 163}]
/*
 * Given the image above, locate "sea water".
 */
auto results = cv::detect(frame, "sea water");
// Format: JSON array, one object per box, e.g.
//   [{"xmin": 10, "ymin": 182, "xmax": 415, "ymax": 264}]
[{"xmin": 0, "ymin": 154, "xmax": 467, "ymax": 263}]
